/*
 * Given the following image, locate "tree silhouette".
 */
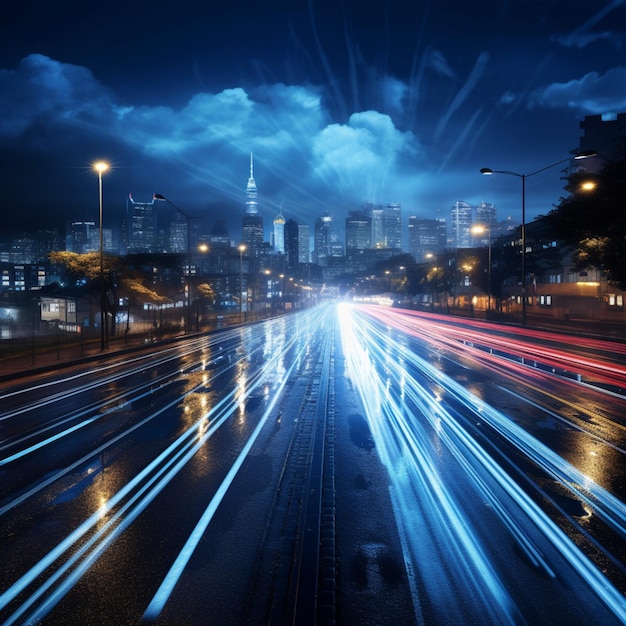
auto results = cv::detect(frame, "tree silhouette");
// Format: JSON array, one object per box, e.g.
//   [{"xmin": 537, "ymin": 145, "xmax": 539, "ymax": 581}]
[{"xmin": 540, "ymin": 156, "xmax": 626, "ymax": 289}]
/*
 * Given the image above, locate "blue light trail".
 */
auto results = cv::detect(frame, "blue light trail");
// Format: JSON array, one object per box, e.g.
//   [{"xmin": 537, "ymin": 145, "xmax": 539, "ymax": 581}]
[
  {"xmin": 0, "ymin": 311, "xmax": 326, "ymax": 624},
  {"xmin": 338, "ymin": 302, "xmax": 626, "ymax": 624}
]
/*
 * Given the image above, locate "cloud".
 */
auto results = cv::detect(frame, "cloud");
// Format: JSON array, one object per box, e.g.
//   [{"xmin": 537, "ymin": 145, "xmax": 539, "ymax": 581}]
[
  {"xmin": 0, "ymin": 53, "xmax": 117, "ymax": 137},
  {"xmin": 0, "ymin": 54, "xmax": 420, "ymax": 215},
  {"xmin": 379, "ymin": 75, "xmax": 408, "ymax": 115},
  {"xmin": 529, "ymin": 67, "xmax": 626, "ymax": 116},
  {"xmin": 122, "ymin": 89, "xmax": 256, "ymax": 154},
  {"xmin": 0, "ymin": 55, "xmax": 327, "ymax": 155},
  {"xmin": 311, "ymin": 110, "xmax": 418, "ymax": 203}
]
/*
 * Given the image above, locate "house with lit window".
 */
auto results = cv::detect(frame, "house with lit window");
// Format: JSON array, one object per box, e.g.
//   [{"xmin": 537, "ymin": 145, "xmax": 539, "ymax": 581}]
[{"xmin": 497, "ymin": 220, "xmax": 626, "ymax": 325}]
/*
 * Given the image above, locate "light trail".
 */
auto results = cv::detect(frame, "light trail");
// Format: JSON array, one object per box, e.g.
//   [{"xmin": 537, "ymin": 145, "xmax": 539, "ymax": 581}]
[
  {"xmin": 338, "ymin": 302, "xmax": 626, "ymax": 623},
  {"xmin": 359, "ymin": 305, "xmax": 626, "ymax": 447},
  {"xmin": 143, "ymin": 335, "xmax": 304, "ymax": 620},
  {"xmin": 363, "ymin": 305, "xmax": 626, "ymax": 390},
  {"xmin": 0, "ymin": 309, "xmax": 327, "ymax": 624},
  {"xmin": 0, "ymin": 326, "xmax": 272, "ymax": 467},
  {"xmin": 0, "ymin": 333, "xmax": 217, "ymax": 404}
]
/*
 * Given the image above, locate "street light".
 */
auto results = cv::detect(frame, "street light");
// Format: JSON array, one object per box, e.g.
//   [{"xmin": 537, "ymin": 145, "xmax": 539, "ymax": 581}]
[
  {"xmin": 425, "ymin": 253, "xmax": 436, "ymax": 308},
  {"xmin": 154, "ymin": 194, "xmax": 193, "ymax": 333},
  {"xmin": 93, "ymin": 160, "xmax": 109, "ymax": 350},
  {"xmin": 480, "ymin": 150, "xmax": 597, "ymax": 325},
  {"xmin": 238, "ymin": 244, "xmax": 246, "ymax": 322},
  {"xmin": 580, "ymin": 180, "xmax": 597, "ymax": 191},
  {"xmin": 471, "ymin": 224, "xmax": 492, "ymax": 316}
]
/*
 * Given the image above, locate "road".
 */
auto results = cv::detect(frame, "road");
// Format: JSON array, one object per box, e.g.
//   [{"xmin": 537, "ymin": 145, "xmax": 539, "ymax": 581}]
[{"xmin": 1, "ymin": 303, "xmax": 625, "ymax": 625}]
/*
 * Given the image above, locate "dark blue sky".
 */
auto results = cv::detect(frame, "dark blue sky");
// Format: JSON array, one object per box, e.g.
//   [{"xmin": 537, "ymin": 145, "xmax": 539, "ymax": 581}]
[{"xmin": 0, "ymin": 0, "xmax": 623, "ymax": 240}]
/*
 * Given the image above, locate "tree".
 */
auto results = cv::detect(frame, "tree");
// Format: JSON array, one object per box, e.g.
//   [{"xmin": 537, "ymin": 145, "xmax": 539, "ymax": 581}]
[
  {"xmin": 50, "ymin": 251, "xmax": 171, "ymax": 336},
  {"xmin": 540, "ymin": 156, "xmax": 626, "ymax": 288}
]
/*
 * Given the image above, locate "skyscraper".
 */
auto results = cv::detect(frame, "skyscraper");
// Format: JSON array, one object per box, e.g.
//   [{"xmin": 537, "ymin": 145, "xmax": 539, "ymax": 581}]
[
  {"xmin": 408, "ymin": 217, "xmax": 447, "ymax": 260},
  {"xmin": 126, "ymin": 194, "xmax": 157, "ymax": 253},
  {"xmin": 284, "ymin": 219, "xmax": 310, "ymax": 269},
  {"xmin": 285, "ymin": 218, "xmax": 300, "ymax": 269},
  {"xmin": 66, "ymin": 220, "xmax": 96, "ymax": 253},
  {"xmin": 383, "ymin": 202, "xmax": 402, "ymax": 250},
  {"xmin": 169, "ymin": 213, "xmax": 188, "ymax": 254},
  {"xmin": 273, "ymin": 211, "xmax": 286, "ymax": 254},
  {"xmin": 369, "ymin": 202, "xmax": 401, "ymax": 250},
  {"xmin": 474, "ymin": 200, "xmax": 497, "ymax": 246},
  {"xmin": 297, "ymin": 224, "xmax": 310, "ymax": 264},
  {"xmin": 314, "ymin": 212, "xmax": 332, "ymax": 266},
  {"xmin": 450, "ymin": 201, "xmax": 473, "ymax": 248},
  {"xmin": 241, "ymin": 153, "xmax": 264, "ymax": 255},
  {"xmin": 346, "ymin": 211, "xmax": 371, "ymax": 251},
  {"xmin": 369, "ymin": 204, "xmax": 384, "ymax": 248},
  {"xmin": 475, "ymin": 201, "xmax": 497, "ymax": 227}
]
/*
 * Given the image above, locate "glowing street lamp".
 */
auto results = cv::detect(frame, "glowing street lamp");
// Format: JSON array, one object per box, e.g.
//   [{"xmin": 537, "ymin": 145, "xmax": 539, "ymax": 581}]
[
  {"xmin": 580, "ymin": 180, "xmax": 597, "ymax": 192},
  {"xmin": 93, "ymin": 160, "xmax": 109, "ymax": 350},
  {"xmin": 471, "ymin": 224, "xmax": 492, "ymax": 316},
  {"xmin": 480, "ymin": 150, "xmax": 597, "ymax": 325},
  {"xmin": 154, "ymin": 194, "xmax": 193, "ymax": 333}
]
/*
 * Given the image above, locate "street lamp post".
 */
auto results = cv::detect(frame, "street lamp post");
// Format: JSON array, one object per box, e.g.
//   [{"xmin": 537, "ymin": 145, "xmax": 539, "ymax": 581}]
[
  {"xmin": 471, "ymin": 224, "xmax": 492, "ymax": 316},
  {"xmin": 238, "ymin": 244, "xmax": 246, "ymax": 322},
  {"xmin": 154, "ymin": 194, "xmax": 193, "ymax": 334},
  {"xmin": 93, "ymin": 161, "xmax": 109, "ymax": 350},
  {"xmin": 480, "ymin": 150, "xmax": 597, "ymax": 325}
]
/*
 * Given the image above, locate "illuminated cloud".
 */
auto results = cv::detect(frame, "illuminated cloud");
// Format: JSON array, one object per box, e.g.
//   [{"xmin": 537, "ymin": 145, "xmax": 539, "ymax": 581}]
[
  {"xmin": 311, "ymin": 110, "xmax": 418, "ymax": 203},
  {"xmin": 0, "ymin": 53, "xmax": 426, "ymax": 213},
  {"xmin": 529, "ymin": 67, "xmax": 626, "ymax": 116},
  {"xmin": 0, "ymin": 0, "xmax": 623, "ymax": 237},
  {"xmin": 0, "ymin": 53, "xmax": 116, "ymax": 137},
  {"xmin": 379, "ymin": 75, "xmax": 408, "ymax": 115}
]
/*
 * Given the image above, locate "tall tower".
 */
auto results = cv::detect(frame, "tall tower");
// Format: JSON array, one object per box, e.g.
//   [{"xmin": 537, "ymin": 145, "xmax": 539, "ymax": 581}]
[
  {"xmin": 346, "ymin": 211, "xmax": 371, "ymax": 251},
  {"xmin": 285, "ymin": 218, "xmax": 299, "ymax": 269},
  {"xmin": 450, "ymin": 200, "xmax": 473, "ymax": 248},
  {"xmin": 245, "ymin": 152, "xmax": 258, "ymax": 215},
  {"xmin": 273, "ymin": 211, "xmax": 286, "ymax": 254},
  {"xmin": 126, "ymin": 194, "xmax": 157, "ymax": 253},
  {"xmin": 383, "ymin": 202, "xmax": 402, "ymax": 250},
  {"xmin": 242, "ymin": 153, "xmax": 264, "ymax": 254},
  {"xmin": 314, "ymin": 212, "xmax": 332, "ymax": 266},
  {"xmin": 475, "ymin": 201, "xmax": 497, "ymax": 228}
]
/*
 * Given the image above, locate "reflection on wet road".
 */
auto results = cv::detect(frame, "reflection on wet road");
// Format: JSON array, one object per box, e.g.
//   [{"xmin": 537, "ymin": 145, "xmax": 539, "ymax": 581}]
[
  {"xmin": 1, "ymin": 302, "xmax": 626, "ymax": 624},
  {"xmin": 340, "ymin": 303, "xmax": 626, "ymax": 624}
]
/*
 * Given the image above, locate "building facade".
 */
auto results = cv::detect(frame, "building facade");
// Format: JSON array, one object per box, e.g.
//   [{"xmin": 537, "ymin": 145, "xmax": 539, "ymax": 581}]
[
  {"xmin": 345, "ymin": 211, "xmax": 371, "ymax": 251},
  {"xmin": 314, "ymin": 212, "xmax": 333, "ymax": 267},
  {"xmin": 272, "ymin": 212, "xmax": 285, "ymax": 254},
  {"xmin": 408, "ymin": 216, "xmax": 447, "ymax": 260},
  {"xmin": 449, "ymin": 201, "xmax": 474, "ymax": 248},
  {"xmin": 126, "ymin": 194, "xmax": 157, "ymax": 253}
]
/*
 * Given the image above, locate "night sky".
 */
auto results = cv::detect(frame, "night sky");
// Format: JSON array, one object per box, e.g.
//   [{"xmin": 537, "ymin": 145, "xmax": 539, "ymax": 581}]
[{"xmin": 0, "ymin": 0, "xmax": 623, "ymax": 241}]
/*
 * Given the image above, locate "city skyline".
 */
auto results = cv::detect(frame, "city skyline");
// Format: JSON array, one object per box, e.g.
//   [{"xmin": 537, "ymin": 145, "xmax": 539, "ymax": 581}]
[
  {"xmin": 1, "ymin": 187, "xmax": 513, "ymax": 266},
  {"xmin": 1, "ymin": 1, "xmax": 624, "ymax": 239}
]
